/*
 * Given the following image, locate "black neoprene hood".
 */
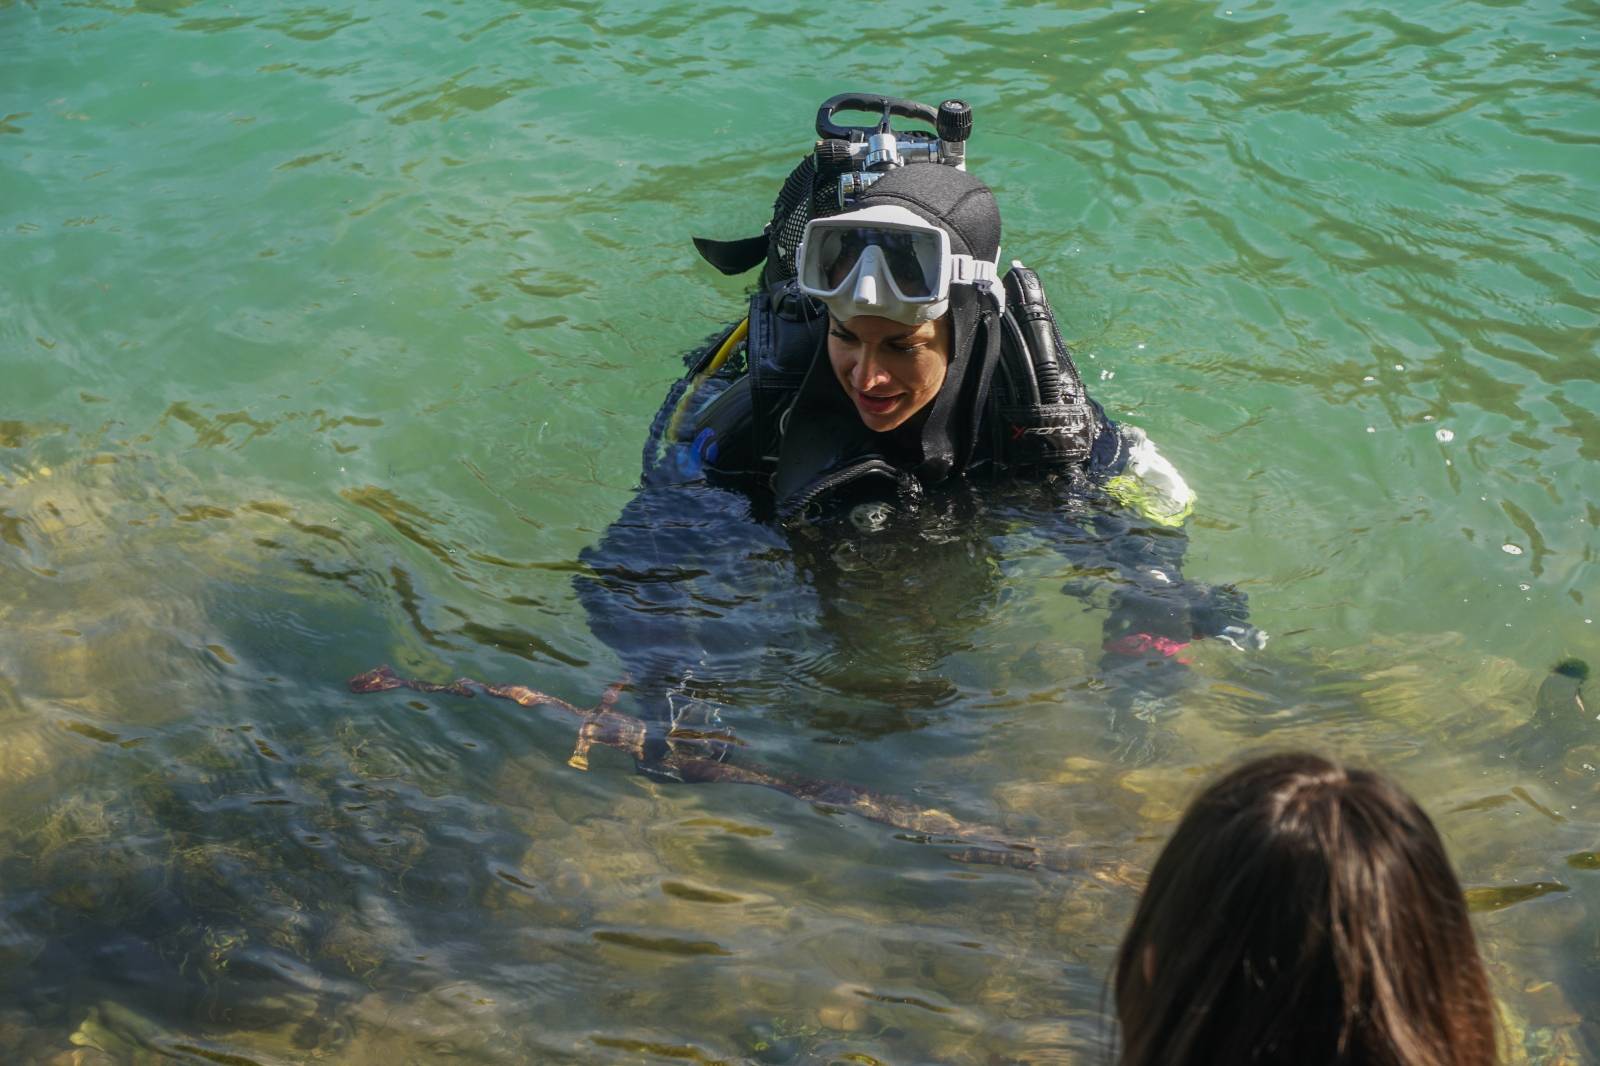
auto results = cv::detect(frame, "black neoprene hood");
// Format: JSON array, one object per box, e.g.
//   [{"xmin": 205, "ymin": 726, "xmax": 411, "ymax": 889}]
[
  {"xmin": 853, "ymin": 164, "xmax": 1002, "ymax": 262},
  {"xmin": 771, "ymin": 163, "xmax": 1009, "ymax": 513}
]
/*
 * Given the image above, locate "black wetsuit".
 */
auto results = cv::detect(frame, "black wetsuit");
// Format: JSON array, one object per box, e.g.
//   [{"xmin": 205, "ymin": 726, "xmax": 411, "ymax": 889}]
[{"xmin": 575, "ymin": 275, "xmax": 1254, "ymax": 764}]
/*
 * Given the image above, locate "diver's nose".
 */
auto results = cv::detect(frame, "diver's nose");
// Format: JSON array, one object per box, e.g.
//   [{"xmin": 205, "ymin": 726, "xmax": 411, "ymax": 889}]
[{"xmin": 852, "ymin": 349, "xmax": 891, "ymax": 392}]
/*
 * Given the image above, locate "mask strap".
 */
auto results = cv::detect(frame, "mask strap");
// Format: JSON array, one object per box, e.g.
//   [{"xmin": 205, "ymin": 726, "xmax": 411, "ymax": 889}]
[
  {"xmin": 961, "ymin": 301, "xmax": 1006, "ymax": 470},
  {"xmin": 950, "ymin": 253, "xmax": 1006, "ymax": 312}
]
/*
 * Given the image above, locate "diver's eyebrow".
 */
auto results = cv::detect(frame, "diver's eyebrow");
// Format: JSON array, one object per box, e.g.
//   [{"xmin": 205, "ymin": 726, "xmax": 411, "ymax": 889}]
[
  {"xmin": 829, "ymin": 322, "xmax": 926, "ymax": 343},
  {"xmin": 888, "ymin": 327, "xmax": 934, "ymax": 345},
  {"xmin": 832, "ymin": 320, "xmax": 934, "ymax": 344}
]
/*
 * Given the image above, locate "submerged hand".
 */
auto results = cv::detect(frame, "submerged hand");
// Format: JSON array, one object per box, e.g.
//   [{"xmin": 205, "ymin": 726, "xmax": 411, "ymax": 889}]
[
  {"xmin": 1214, "ymin": 623, "xmax": 1269, "ymax": 652},
  {"xmin": 1191, "ymin": 583, "xmax": 1267, "ymax": 650}
]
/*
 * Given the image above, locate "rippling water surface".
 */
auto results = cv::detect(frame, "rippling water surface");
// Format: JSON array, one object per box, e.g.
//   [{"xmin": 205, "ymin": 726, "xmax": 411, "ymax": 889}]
[{"xmin": 2, "ymin": 0, "xmax": 1597, "ymax": 1061}]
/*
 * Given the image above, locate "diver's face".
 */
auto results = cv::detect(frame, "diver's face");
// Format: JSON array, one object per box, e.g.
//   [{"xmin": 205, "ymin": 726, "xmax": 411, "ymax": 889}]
[{"xmin": 826, "ymin": 314, "xmax": 951, "ymax": 433}]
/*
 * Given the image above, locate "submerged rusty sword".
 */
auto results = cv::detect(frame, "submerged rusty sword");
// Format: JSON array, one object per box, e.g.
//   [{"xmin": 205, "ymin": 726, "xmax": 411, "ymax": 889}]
[{"xmin": 349, "ymin": 665, "xmax": 1097, "ymax": 875}]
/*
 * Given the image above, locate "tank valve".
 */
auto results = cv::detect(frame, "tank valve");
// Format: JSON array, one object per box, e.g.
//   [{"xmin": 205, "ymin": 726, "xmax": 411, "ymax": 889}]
[{"xmin": 937, "ymin": 99, "xmax": 971, "ymax": 168}]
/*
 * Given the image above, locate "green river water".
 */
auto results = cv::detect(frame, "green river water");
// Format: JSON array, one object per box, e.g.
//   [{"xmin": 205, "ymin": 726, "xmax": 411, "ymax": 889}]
[{"xmin": 2, "ymin": 0, "xmax": 1597, "ymax": 1062}]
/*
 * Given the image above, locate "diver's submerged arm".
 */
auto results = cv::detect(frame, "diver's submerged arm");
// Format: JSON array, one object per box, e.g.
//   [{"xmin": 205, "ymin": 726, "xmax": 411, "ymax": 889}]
[
  {"xmin": 1042, "ymin": 423, "xmax": 1261, "ymax": 758},
  {"xmin": 1073, "ymin": 422, "xmax": 1263, "ymax": 651}
]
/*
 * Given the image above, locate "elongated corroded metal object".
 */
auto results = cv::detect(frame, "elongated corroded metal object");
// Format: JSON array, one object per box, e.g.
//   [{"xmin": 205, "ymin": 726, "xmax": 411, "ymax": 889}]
[{"xmin": 348, "ymin": 665, "xmax": 1082, "ymax": 873}]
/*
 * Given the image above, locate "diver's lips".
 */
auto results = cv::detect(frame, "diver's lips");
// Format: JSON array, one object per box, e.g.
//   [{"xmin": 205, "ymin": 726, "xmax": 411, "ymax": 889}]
[{"xmin": 854, "ymin": 390, "xmax": 904, "ymax": 415}]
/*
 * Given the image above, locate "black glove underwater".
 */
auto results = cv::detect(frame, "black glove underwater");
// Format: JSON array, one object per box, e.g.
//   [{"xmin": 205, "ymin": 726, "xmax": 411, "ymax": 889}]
[{"xmin": 1190, "ymin": 582, "xmax": 1268, "ymax": 651}]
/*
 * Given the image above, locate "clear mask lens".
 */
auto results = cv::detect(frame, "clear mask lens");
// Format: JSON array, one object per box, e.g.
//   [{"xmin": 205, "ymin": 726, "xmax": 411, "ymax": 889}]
[{"xmin": 813, "ymin": 227, "xmax": 940, "ymax": 298}]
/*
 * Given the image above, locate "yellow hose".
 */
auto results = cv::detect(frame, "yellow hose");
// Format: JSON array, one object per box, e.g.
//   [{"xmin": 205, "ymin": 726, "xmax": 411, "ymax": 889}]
[{"xmin": 663, "ymin": 316, "xmax": 749, "ymax": 447}]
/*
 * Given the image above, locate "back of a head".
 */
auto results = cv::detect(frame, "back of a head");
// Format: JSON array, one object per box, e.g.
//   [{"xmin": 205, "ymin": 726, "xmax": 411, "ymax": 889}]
[{"xmin": 1113, "ymin": 752, "xmax": 1497, "ymax": 1066}]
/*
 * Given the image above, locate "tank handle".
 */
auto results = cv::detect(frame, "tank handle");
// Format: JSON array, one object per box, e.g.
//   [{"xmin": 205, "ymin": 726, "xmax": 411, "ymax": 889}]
[{"xmin": 815, "ymin": 92, "xmax": 939, "ymax": 141}]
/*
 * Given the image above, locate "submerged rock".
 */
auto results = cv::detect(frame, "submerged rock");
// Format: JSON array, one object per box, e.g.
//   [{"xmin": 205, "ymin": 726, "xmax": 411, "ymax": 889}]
[
  {"xmin": 66, "ymin": 1002, "xmax": 173, "ymax": 1065},
  {"xmin": 61, "ymin": 996, "xmax": 338, "ymax": 1065},
  {"xmin": 0, "ymin": 720, "xmax": 65, "ymax": 793}
]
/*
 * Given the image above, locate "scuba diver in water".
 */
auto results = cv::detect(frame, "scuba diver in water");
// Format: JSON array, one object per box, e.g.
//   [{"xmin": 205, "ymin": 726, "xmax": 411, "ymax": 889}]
[{"xmin": 578, "ymin": 93, "xmax": 1264, "ymax": 765}]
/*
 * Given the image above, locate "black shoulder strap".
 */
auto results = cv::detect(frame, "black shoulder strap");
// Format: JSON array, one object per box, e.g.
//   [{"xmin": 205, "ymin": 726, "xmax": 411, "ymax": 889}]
[
  {"xmin": 746, "ymin": 281, "xmax": 827, "ymax": 461},
  {"xmin": 993, "ymin": 265, "xmax": 1098, "ymax": 470}
]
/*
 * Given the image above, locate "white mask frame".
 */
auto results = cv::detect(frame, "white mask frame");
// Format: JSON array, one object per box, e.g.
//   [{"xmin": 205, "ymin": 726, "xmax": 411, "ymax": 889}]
[{"xmin": 795, "ymin": 205, "xmax": 1002, "ymax": 324}]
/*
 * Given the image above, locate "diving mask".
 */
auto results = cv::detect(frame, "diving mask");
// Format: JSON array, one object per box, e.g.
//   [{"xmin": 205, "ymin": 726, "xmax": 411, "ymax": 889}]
[{"xmin": 795, "ymin": 205, "xmax": 1001, "ymax": 325}]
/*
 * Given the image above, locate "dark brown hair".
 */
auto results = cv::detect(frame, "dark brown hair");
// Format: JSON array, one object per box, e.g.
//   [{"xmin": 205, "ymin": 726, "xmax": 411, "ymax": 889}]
[{"xmin": 1113, "ymin": 752, "xmax": 1497, "ymax": 1066}]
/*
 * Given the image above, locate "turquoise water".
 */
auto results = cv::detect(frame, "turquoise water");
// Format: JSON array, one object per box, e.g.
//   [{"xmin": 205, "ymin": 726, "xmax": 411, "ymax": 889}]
[{"xmin": 2, "ymin": 0, "xmax": 1597, "ymax": 1061}]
